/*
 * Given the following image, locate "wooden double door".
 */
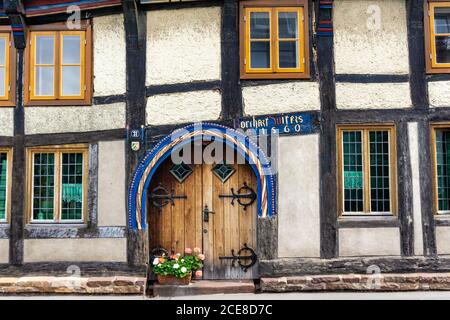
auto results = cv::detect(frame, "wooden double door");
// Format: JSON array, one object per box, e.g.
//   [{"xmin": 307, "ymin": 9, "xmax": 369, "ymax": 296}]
[{"xmin": 148, "ymin": 155, "xmax": 257, "ymax": 280}]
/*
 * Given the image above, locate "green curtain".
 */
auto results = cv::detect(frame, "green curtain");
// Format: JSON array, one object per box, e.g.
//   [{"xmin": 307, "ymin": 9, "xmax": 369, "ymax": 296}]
[{"xmin": 62, "ymin": 183, "xmax": 82, "ymax": 203}]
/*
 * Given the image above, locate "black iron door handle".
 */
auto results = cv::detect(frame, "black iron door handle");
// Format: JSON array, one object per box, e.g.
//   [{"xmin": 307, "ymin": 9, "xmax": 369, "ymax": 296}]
[{"xmin": 203, "ymin": 205, "xmax": 215, "ymax": 222}]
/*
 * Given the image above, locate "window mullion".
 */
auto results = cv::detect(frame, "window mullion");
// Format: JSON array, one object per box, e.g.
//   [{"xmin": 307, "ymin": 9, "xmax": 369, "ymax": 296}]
[
  {"xmin": 271, "ymin": 8, "xmax": 276, "ymax": 72},
  {"xmin": 55, "ymin": 152, "xmax": 61, "ymax": 222},
  {"xmin": 55, "ymin": 32, "xmax": 61, "ymax": 100},
  {"xmin": 363, "ymin": 129, "xmax": 371, "ymax": 214}
]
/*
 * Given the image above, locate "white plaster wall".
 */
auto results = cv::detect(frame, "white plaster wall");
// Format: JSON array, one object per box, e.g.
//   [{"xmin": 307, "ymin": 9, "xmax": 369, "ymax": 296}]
[
  {"xmin": 242, "ymin": 82, "xmax": 320, "ymax": 116},
  {"xmin": 146, "ymin": 90, "xmax": 221, "ymax": 125},
  {"xmin": 97, "ymin": 140, "xmax": 126, "ymax": 227},
  {"xmin": 0, "ymin": 108, "xmax": 13, "ymax": 136},
  {"xmin": 408, "ymin": 122, "xmax": 424, "ymax": 256},
  {"xmin": 334, "ymin": 0, "xmax": 409, "ymax": 74},
  {"xmin": 436, "ymin": 226, "xmax": 450, "ymax": 255},
  {"xmin": 0, "ymin": 239, "xmax": 8, "ymax": 263},
  {"xmin": 93, "ymin": 14, "xmax": 126, "ymax": 96},
  {"xmin": 339, "ymin": 228, "xmax": 401, "ymax": 257},
  {"xmin": 278, "ymin": 134, "xmax": 320, "ymax": 258},
  {"xmin": 147, "ymin": 7, "xmax": 221, "ymax": 85},
  {"xmin": 429, "ymin": 81, "xmax": 450, "ymax": 108},
  {"xmin": 336, "ymin": 83, "xmax": 412, "ymax": 109},
  {"xmin": 25, "ymin": 103, "xmax": 125, "ymax": 134},
  {"xmin": 24, "ymin": 238, "xmax": 127, "ymax": 262}
]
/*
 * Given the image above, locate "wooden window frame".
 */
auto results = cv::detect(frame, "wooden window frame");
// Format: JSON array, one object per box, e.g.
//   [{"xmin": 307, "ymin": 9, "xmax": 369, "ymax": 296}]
[
  {"xmin": 337, "ymin": 124, "xmax": 398, "ymax": 217},
  {"xmin": 24, "ymin": 21, "xmax": 92, "ymax": 106},
  {"xmin": 0, "ymin": 27, "xmax": 16, "ymax": 107},
  {"xmin": 430, "ymin": 123, "xmax": 450, "ymax": 216},
  {"xmin": 425, "ymin": 0, "xmax": 450, "ymax": 73},
  {"xmin": 239, "ymin": 0, "xmax": 310, "ymax": 79},
  {"xmin": 26, "ymin": 144, "xmax": 89, "ymax": 224},
  {"xmin": 0, "ymin": 148, "xmax": 12, "ymax": 223}
]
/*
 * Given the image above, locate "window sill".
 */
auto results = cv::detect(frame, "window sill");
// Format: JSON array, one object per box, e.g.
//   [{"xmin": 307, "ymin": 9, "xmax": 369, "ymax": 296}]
[
  {"xmin": 240, "ymin": 72, "xmax": 310, "ymax": 80},
  {"xmin": 435, "ymin": 214, "xmax": 450, "ymax": 226},
  {"xmin": 338, "ymin": 215, "xmax": 399, "ymax": 228},
  {"xmin": 26, "ymin": 223, "xmax": 86, "ymax": 228},
  {"xmin": 25, "ymin": 100, "xmax": 92, "ymax": 107}
]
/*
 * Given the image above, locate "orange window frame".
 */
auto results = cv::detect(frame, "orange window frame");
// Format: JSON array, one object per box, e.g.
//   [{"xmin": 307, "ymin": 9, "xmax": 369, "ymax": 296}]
[
  {"xmin": 240, "ymin": 0, "xmax": 309, "ymax": 79},
  {"xmin": 425, "ymin": 1, "xmax": 450, "ymax": 73},
  {"xmin": 25, "ymin": 22, "xmax": 92, "ymax": 106},
  {"xmin": 0, "ymin": 30, "xmax": 16, "ymax": 107}
]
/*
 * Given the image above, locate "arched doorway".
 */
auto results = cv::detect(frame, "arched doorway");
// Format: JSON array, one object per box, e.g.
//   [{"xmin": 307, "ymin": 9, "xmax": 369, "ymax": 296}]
[{"xmin": 147, "ymin": 144, "xmax": 257, "ymax": 279}]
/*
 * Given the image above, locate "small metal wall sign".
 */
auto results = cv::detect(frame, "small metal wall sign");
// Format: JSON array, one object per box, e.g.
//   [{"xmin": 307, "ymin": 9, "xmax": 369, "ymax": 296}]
[{"xmin": 233, "ymin": 112, "xmax": 315, "ymax": 136}]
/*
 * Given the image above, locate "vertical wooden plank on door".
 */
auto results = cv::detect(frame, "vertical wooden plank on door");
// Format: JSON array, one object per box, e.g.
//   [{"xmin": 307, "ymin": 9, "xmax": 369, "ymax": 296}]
[
  {"xmin": 238, "ymin": 164, "xmax": 257, "ymax": 279},
  {"xmin": 224, "ymin": 160, "xmax": 241, "ymax": 279},
  {"xmin": 183, "ymin": 165, "xmax": 196, "ymax": 251},
  {"xmin": 194, "ymin": 164, "xmax": 203, "ymax": 254},
  {"xmin": 213, "ymin": 162, "xmax": 226, "ymax": 279},
  {"xmin": 172, "ymin": 166, "xmax": 186, "ymax": 255},
  {"xmin": 161, "ymin": 163, "xmax": 173, "ymax": 253},
  {"xmin": 202, "ymin": 163, "xmax": 214, "ymax": 279}
]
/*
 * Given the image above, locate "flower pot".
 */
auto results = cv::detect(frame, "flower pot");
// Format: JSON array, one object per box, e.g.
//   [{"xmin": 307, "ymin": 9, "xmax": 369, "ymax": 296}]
[{"xmin": 157, "ymin": 272, "xmax": 192, "ymax": 285}]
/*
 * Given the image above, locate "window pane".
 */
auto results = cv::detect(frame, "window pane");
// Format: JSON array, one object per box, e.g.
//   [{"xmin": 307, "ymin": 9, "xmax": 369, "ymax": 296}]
[
  {"xmin": 435, "ymin": 36, "xmax": 450, "ymax": 64},
  {"xmin": 435, "ymin": 8, "xmax": 450, "ymax": 34},
  {"xmin": 0, "ymin": 38, "xmax": 6, "ymax": 65},
  {"xmin": 279, "ymin": 41, "xmax": 298, "ymax": 68},
  {"xmin": 250, "ymin": 41, "xmax": 270, "ymax": 68},
  {"xmin": 436, "ymin": 130, "xmax": 450, "ymax": 212},
  {"xmin": 62, "ymin": 66, "xmax": 81, "ymax": 96},
  {"xmin": 0, "ymin": 153, "xmax": 7, "ymax": 220},
  {"xmin": 33, "ymin": 153, "xmax": 55, "ymax": 221},
  {"xmin": 35, "ymin": 66, "xmax": 54, "ymax": 96},
  {"xmin": 342, "ymin": 131, "xmax": 363, "ymax": 212},
  {"xmin": 35, "ymin": 36, "xmax": 54, "ymax": 65},
  {"xmin": 278, "ymin": 12, "xmax": 298, "ymax": 39},
  {"xmin": 0, "ymin": 68, "xmax": 5, "ymax": 97},
  {"xmin": 61, "ymin": 153, "xmax": 83, "ymax": 220},
  {"xmin": 62, "ymin": 35, "xmax": 81, "ymax": 64},
  {"xmin": 369, "ymin": 131, "xmax": 391, "ymax": 212},
  {"xmin": 250, "ymin": 12, "xmax": 270, "ymax": 39}
]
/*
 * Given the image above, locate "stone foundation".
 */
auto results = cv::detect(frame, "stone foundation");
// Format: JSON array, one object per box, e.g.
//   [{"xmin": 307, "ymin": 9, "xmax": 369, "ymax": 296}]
[
  {"xmin": 261, "ymin": 273, "xmax": 450, "ymax": 292},
  {"xmin": 0, "ymin": 276, "xmax": 146, "ymax": 294}
]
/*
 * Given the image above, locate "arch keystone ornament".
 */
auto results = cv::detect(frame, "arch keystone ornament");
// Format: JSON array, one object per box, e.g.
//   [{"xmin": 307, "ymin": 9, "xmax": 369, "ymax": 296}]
[{"xmin": 128, "ymin": 122, "xmax": 277, "ymax": 230}]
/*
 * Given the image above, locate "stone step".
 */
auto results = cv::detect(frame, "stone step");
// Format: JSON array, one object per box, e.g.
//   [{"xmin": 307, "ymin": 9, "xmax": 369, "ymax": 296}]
[{"xmin": 152, "ymin": 280, "xmax": 256, "ymax": 297}]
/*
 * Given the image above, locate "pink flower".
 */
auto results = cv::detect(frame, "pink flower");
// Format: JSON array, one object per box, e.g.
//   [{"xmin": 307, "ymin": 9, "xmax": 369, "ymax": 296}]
[
  {"xmin": 195, "ymin": 270, "xmax": 203, "ymax": 278},
  {"xmin": 193, "ymin": 247, "xmax": 201, "ymax": 254},
  {"xmin": 198, "ymin": 254, "xmax": 205, "ymax": 261},
  {"xmin": 185, "ymin": 248, "xmax": 192, "ymax": 254}
]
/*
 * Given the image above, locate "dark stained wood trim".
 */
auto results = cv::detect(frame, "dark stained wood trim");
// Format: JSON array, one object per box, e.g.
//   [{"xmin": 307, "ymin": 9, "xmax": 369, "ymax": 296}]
[
  {"xmin": 0, "ymin": 137, "xmax": 15, "ymax": 147},
  {"xmin": 335, "ymin": 74, "xmax": 410, "ymax": 83},
  {"xmin": 87, "ymin": 143, "xmax": 99, "ymax": 229},
  {"xmin": 24, "ymin": 6, "xmax": 124, "ymax": 26},
  {"xmin": 24, "ymin": 129, "xmax": 125, "ymax": 147},
  {"xmin": 406, "ymin": 0, "xmax": 429, "ymax": 109},
  {"xmin": 24, "ymin": 226, "xmax": 126, "ymax": 239},
  {"xmin": 259, "ymin": 256, "xmax": 450, "ymax": 277},
  {"xmin": 427, "ymin": 74, "xmax": 450, "ymax": 82},
  {"xmin": 146, "ymin": 80, "xmax": 221, "ymax": 97},
  {"xmin": 418, "ymin": 120, "xmax": 437, "ymax": 256},
  {"xmin": 141, "ymin": 0, "xmax": 222, "ymax": 11},
  {"xmin": 0, "ymin": 262, "xmax": 146, "ymax": 277},
  {"xmin": 9, "ymin": 47, "xmax": 25, "ymax": 266},
  {"xmin": 317, "ymin": 0, "xmax": 337, "ymax": 259},
  {"xmin": 240, "ymin": 78, "xmax": 316, "ymax": 87},
  {"xmin": 396, "ymin": 120, "xmax": 414, "ymax": 256},
  {"xmin": 93, "ymin": 94, "xmax": 126, "ymax": 105},
  {"xmin": 338, "ymin": 217, "xmax": 400, "ymax": 229},
  {"xmin": 435, "ymin": 217, "xmax": 450, "ymax": 227},
  {"xmin": 123, "ymin": 0, "xmax": 148, "ymax": 266},
  {"xmin": 221, "ymin": 0, "xmax": 243, "ymax": 119}
]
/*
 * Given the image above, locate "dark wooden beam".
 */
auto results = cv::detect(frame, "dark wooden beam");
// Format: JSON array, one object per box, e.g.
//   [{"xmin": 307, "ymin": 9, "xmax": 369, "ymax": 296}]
[
  {"xmin": 146, "ymin": 80, "xmax": 221, "ymax": 97},
  {"xmin": 317, "ymin": 0, "xmax": 337, "ymax": 259},
  {"xmin": 221, "ymin": 0, "xmax": 242, "ymax": 119},
  {"xmin": 24, "ymin": 129, "xmax": 125, "ymax": 147},
  {"xmin": 396, "ymin": 120, "xmax": 414, "ymax": 256},
  {"xmin": 418, "ymin": 120, "xmax": 437, "ymax": 256},
  {"xmin": 406, "ymin": 0, "xmax": 428, "ymax": 109},
  {"xmin": 123, "ymin": 0, "xmax": 148, "ymax": 266}
]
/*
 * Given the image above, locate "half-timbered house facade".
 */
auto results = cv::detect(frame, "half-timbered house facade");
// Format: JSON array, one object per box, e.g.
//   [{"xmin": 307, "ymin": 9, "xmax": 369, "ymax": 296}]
[{"xmin": 1, "ymin": 0, "xmax": 450, "ymax": 293}]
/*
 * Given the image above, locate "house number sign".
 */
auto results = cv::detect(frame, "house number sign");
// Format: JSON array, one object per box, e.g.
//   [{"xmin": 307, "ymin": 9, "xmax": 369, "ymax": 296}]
[{"xmin": 233, "ymin": 112, "xmax": 314, "ymax": 136}]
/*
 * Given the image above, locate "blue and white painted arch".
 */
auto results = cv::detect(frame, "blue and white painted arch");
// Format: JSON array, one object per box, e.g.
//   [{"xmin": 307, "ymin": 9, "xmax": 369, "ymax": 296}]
[{"xmin": 128, "ymin": 122, "xmax": 276, "ymax": 230}]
